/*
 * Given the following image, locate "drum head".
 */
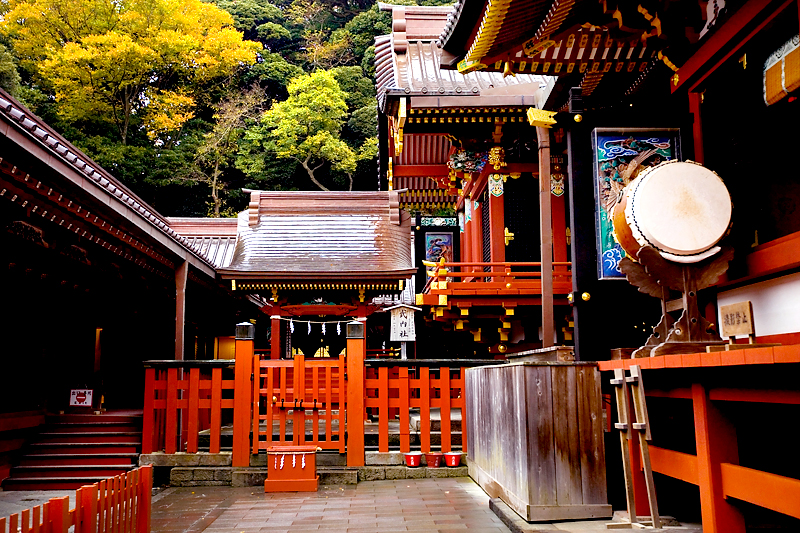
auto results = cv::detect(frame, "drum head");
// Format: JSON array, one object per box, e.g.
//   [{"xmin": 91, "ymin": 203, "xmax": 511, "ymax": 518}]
[{"xmin": 627, "ymin": 161, "xmax": 731, "ymax": 257}]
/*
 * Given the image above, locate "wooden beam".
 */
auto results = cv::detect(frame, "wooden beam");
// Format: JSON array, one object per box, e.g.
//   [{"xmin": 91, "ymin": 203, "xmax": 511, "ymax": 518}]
[
  {"xmin": 393, "ymin": 165, "xmax": 450, "ymax": 177},
  {"xmin": 270, "ymin": 316, "xmax": 281, "ymax": 360},
  {"xmin": 175, "ymin": 261, "xmax": 188, "ymax": 360},
  {"xmin": 346, "ymin": 319, "xmax": 366, "ymax": 466},
  {"xmin": 488, "ymin": 179, "xmax": 505, "ymax": 264},
  {"xmin": 232, "ymin": 337, "xmax": 254, "ymax": 467},
  {"xmin": 720, "ymin": 463, "xmax": 800, "ymax": 519},
  {"xmin": 649, "ymin": 445, "xmax": 699, "ymax": 485},
  {"xmin": 673, "ymin": 0, "xmax": 795, "ymax": 94},
  {"xmin": 537, "ymin": 127, "xmax": 554, "ymax": 348},
  {"xmin": 689, "ymin": 92, "xmax": 704, "ymax": 164}
]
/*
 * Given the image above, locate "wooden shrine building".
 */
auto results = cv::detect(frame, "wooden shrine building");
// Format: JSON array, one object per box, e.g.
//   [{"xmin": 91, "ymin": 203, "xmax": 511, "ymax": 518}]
[
  {"xmin": 218, "ymin": 190, "xmax": 415, "ymax": 359},
  {"xmin": 376, "ymin": 5, "xmax": 575, "ymax": 356}
]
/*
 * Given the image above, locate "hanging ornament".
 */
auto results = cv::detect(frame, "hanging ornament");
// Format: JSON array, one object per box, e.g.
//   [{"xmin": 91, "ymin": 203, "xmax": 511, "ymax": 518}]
[
  {"xmin": 337, "ymin": 322, "xmax": 341, "ymax": 336},
  {"xmin": 322, "ymin": 323, "xmax": 326, "ymax": 335},
  {"xmin": 292, "ymin": 454, "xmax": 296, "ymax": 468},
  {"xmin": 290, "ymin": 318, "xmax": 294, "ymax": 333},
  {"xmin": 302, "ymin": 453, "xmax": 306, "ymax": 469},
  {"xmin": 308, "ymin": 321, "xmax": 311, "ymax": 335}
]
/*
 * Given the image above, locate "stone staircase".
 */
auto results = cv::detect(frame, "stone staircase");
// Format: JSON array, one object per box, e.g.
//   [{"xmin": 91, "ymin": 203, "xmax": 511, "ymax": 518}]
[{"xmin": 1, "ymin": 412, "xmax": 142, "ymax": 490}]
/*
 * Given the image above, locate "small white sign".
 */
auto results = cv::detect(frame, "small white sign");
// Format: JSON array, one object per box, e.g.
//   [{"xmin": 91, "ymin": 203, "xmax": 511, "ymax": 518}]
[
  {"xmin": 390, "ymin": 307, "xmax": 416, "ymax": 341},
  {"xmin": 70, "ymin": 389, "xmax": 93, "ymax": 407}
]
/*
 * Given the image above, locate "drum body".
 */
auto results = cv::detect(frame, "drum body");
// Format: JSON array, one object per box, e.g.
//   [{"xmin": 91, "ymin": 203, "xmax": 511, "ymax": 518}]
[{"xmin": 612, "ymin": 160, "xmax": 732, "ymax": 263}]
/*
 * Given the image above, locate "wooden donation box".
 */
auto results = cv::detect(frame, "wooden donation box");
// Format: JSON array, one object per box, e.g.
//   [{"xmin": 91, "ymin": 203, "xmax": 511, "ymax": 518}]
[
  {"xmin": 264, "ymin": 445, "xmax": 319, "ymax": 492},
  {"xmin": 465, "ymin": 362, "xmax": 612, "ymax": 522}
]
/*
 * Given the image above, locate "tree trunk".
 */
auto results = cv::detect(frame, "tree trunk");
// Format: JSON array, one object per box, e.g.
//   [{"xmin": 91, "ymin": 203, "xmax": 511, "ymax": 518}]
[
  {"xmin": 211, "ymin": 160, "xmax": 222, "ymax": 218},
  {"xmin": 300, "ymin": 158, "xmax": 330, "ymax": 191}
]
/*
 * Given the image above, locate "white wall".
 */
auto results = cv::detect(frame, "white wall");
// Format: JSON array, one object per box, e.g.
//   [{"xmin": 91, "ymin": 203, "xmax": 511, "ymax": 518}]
[{"xmin": 717, "ymin": 272, "xmax": 800, "ymax": 338}]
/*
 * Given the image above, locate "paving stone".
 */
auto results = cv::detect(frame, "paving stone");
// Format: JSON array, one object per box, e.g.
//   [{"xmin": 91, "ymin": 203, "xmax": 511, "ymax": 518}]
[
  {"xmin": 193, "ymin": 468, "xmax": 216, "ymax": 481},
  {"xmin": 215, "ymin": 468, "xmax": 233, "ymax": 482},
  {"xmin": 357, "ymin": 467, "xmax": 386, "ymax": 481},
  {"xmin": 169, "ymin": 467, "xmax": 194, "ymax": 484},
  {"xmin": 426, "ymin": 466, "xmax": 469, "ymax": 478}
]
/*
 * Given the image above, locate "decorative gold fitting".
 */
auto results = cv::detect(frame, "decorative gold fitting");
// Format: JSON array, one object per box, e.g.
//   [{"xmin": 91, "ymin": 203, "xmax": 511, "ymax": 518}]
[
  {"xmin": 581, "ymin": 292, "xmax": 591, "ymax": 301},
  {"xmin": 504, "ymin": 227, "xmax": 515, "ymax": 246}
]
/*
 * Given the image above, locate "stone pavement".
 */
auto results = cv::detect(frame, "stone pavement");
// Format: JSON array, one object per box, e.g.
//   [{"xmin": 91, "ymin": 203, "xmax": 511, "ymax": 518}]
[
  {"xmin": 2, "ymin": 478, "xmax": 702, "ymax": 533},
  {"xmin": 150, "ymin": 478, "xmax": 510, "ymax": 533}
]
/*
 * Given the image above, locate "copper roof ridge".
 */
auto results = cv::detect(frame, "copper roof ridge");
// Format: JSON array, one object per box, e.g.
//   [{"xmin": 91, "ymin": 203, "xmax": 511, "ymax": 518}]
[{"xmin": 0, "ymin": 88, "xmax": 219, "ymax": 272}]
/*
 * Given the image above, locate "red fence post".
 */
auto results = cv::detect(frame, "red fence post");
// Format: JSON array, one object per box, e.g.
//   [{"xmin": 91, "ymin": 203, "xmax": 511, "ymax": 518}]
[
  {"xmin": 692, "ymin": 383, "xmax": 746, "ymax": 533},
  {"xmin": 233, "ymin": 336, "xmax": 254, "ymax": 467},
  {"xmin": 142, "ymin": 368, "xmax": 155, "ymax": 454},
  {"xmin": 138, "ymin": 465, "xmax": 152, "ymax": 533},
  {"xmin": 346, "ymin": 320, "xmax": 365, "ymax": 467},
  {"xmin": 48, "ymin": 496, "xmax": 69, "ymax": 533},
  {"xmin": 78, "ymin": 485, "xmax": 98, "ymax": 533}
]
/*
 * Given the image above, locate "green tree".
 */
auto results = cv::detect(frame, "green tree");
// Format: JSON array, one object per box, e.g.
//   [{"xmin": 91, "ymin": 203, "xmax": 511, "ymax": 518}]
[
  {"xmin": 0, "ymin": 43, "xmax": 21, "ymax": 96},
  {"xmin": 191, "ymin": 86, "xmax": 265, "ymax": 217},
  {"xmin": 238, "ymin": 70, "xmax": 373, "ymax": 191},
  {"xmin": 2, "ymin": 0, "xmax": 261, "ymax": 144}
]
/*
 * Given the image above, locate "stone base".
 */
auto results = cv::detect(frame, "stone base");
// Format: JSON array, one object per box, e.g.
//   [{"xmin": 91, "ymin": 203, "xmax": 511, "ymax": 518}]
[{"xmin": 170, "ymin": 467, "xmax": 232, "ymax": 486}]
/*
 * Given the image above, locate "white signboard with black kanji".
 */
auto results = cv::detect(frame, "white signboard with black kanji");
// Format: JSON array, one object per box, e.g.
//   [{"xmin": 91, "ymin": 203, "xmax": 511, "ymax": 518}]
[
  {"xmin": 70, "ymin": 389, "xmax": 93, "ymax": 407},
  {"xmin": 390, "ymin": 307, "xmax": 416, "ymax": 341}
]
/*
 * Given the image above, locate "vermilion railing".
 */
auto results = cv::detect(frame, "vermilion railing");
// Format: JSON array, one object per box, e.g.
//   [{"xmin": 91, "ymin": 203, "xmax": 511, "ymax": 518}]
[
  {"xmin": 252, "ymin": 353, "xmax": 345, "ymax": 453},
  {"xmin": 0, "ymin": 465, "xmax": 152, "ymax": 533},
  {"xmin": 363, "ymin": 360, "xmax": 499, "ymax": 454},
  {"xmin": 423, "ymin": 261, "xmax": 572, "ymax": 293},
  {"xmin": 142, "ymin": 361, "xmax": 235, "ymax": 454}
]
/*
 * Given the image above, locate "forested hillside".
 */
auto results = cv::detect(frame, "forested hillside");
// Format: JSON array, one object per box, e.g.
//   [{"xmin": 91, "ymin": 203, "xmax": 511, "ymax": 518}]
[{"xmin": 0, "ymin": 0, "xmax": 450, "ymax": 216}]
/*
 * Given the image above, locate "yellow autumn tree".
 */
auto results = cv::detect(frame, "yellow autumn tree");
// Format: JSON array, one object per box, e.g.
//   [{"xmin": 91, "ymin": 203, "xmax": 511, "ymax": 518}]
[{"xmin": 1, "ymin": 0, "xmax": 261, "ymax": 144}]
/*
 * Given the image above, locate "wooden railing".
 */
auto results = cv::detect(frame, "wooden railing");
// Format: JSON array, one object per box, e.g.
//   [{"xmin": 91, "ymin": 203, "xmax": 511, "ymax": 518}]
[
  {"xmin": 252, "ymin": 353, "xmax": 345, "ymax": 453},
  {"xmin": 142, "ymin": 361, "xmax": 235, "ymax": 454},
  {"xmin": 423, "ymin": 261, "xmax": 572, "ymax": 294},
  {"xmin": 0, "ymin": 465, "xmax": 152, "ymax": 533},
  {"xmin": 364, "ymin": 360, "xmax": 501, "ymax": 453}
]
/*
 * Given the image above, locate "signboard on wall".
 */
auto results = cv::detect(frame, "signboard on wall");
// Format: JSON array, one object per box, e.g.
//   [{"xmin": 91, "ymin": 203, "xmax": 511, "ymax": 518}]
[
  {"xmin": 70, "ymin": 389, "xmax": 93, "ymax": 407},
  {"xmin": 591, "ymin": 128, "xmax": 681, "ymax": 279}
]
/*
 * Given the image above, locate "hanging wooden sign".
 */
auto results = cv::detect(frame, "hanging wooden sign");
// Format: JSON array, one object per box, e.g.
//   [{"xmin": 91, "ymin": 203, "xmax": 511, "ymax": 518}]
[{"xmin": 390, "ymin": 306, "xmax": 418, "ymax": 341}]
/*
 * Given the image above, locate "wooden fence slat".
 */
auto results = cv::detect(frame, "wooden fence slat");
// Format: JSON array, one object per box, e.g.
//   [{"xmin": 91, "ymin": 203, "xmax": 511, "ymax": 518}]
[
  {"xmin": 22, "ymin": 509, "xmax": 30, "ymax": 533},
  {"xmin": 98, "ymin": 479, "xmax": 108, "ymax": 533},
  {"xmin": 552, "ymin": 366, "xmax": 582, "ymax": 505},
  {"xmin": 9, "ymin": 513, "xmax": 17, "ymax": 533},
  {"xmin": 325, "ymin": 365, "xmax": 333, "ymax": 445},
  {"xmin": 41, "ymin": 503, "xmax": 48, "ymax": 533},
  {"xmin": 32, "ymin": 506, "xmax": 40, "ymax": 533},
  {"xmin": 378, "ymin": 366, "xmax": 389, "ymax": 452},
  {"xmin": 338, "ymin": 356, "xmax": 346, "ymax": 453},
  {"xmin": 399, "ymin": 367, "xmax": 410, "ymax": 452},
  {"xmin": 1, "ymin": 516, "xmax": 6, "ymax": 533},
  {"xmin": 252, "ymin": 362, "xmax": 261, "ymax": 455},
  {"xmin": 265, "ymin": 366, "xmax": 275, "ymax": 449},
  {"xmin": 165, "ymin": 368, "xmax": 179, "ymax": 454},
  {"xmin": 142, "ymin": 368, "xmax": 156, "ymax": 454},
  {"xmin": 48, "ymin": 497, "xmax": 69, "ymax": 533},
  {"xmin": 80, "ymin": 484, "xmax": 98, "ymax": 533},
  {"xmin": 576, "ymin": 366, "xmax": 607, "ymax": 505},
  {"xmin": 139, "ymin": 466, "xmax": 152, "ymax": 533},
  {"xmin": 440, "ymin": 367, "xmax": 451, "ymax": 453},
  {"xmin": 279, "ymin": 367, "xmax": 287, "ymax": 444},
  {"xmin": 420, "ymin": 367, "xmax": 431, "ymax": 453},
  {"xmin": 312, "ymin": 366, "xmax": 320, "ymax": 444},
  {"xmin": 187, "ymin": 369, "xmax": 200, "ymax": 453},
  {"xmin": 210, "ymin": 368, "xmax": 222, "ymax": 453}
]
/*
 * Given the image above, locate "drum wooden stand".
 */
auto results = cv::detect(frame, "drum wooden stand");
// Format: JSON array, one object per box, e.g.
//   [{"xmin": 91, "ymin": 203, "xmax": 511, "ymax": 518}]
[{"xmin": 619, "ymin": 246, "xmax": 733, "ymax": 357}]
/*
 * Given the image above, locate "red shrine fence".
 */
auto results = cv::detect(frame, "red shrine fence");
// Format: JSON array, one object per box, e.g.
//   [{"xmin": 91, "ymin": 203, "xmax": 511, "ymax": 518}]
[
  {"xmin": 141, "ymin": 354, "xmax": 497, "ymax": 464},
  {"xmin": 0, "ymin": 465, "xmax": 152, "ymax": 533}
]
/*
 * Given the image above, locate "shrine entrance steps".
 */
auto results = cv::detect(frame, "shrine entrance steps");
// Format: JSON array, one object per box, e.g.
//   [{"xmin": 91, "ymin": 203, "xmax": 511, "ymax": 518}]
[{"xmin": 1, "ymin": 412, "xmax": 142, "ymax": 490}]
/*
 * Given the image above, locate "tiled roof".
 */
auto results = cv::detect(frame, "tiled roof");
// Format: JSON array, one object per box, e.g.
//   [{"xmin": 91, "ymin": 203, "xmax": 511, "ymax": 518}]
[
  {"xmin": 218, "ymin": 191, "xmax": 415, "ymax": 280},
  {"xmin": 375, "ymin": 4, "xmax": 549, "ymax": 113},
  {"xmin": 167, "ymin": 218, "xmax": 238, "ymax": 268},
  {"xmin": 0, "ymin": 89, "xmax": 218, "ymax": 276}
]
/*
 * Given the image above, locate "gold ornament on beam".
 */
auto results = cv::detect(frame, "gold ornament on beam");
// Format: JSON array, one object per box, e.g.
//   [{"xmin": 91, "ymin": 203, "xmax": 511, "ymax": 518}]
[{"xmin": 526, "ymin": 108, "xmax": 558, "ymax": 128}]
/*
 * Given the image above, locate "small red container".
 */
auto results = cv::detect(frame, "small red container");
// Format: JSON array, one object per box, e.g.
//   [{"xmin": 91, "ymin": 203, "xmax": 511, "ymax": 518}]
[
  {"xmin": 404, "ymin": 451, "xmax": 422, "ymax": 467},
  {"xmin": 444, "ymin": 452, "xmax": 461, "ymax": 467},
  {"xmin": 425, "ymin": 452, "xmax": 444, "ymax": 468}
]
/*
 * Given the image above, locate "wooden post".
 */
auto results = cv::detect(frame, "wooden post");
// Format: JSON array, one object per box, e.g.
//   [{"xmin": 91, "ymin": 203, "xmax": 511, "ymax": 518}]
[
  {"xmin": 270, "ymin": 316, "xmax": 281, "ymax": 359},
  {"xmin": 346, "ymin": 319, "xmax": 366, "ymax": 467},
  {"xmin": 538, "ymin": 126, "xmax": 555, "ymax": 347},
  {"xmin": 488, "ymin": 180, "xmax": 505, "ymax": 264},
  {"xmin": 692, "ymin": 383, "xmax": 746, "ymax": 533},
  {"xmin": 175, "ymin": 261, "xmax": 188, "ymax": 360},
  {"xmin": 471, "ymin": 199, "xmax": 483, "ymax": 272},
  {"xmin": 78, "ymin": 484, "xmax": 98, "ymax": 533},
  {"xmin": 233, "ymin": 334, "xmax": 254, "ymax": 467},
  {"xmin": 689, "ymin": 92, "xmax": 704, "ymax": 165},
  {"xmin": 139, "ymin": 465, "xmax": 152, "ymax": 533},
  {"xmin": 48, "ymin": 496, "xmax": 69, "ymax": 533},
  {"xmin": 141, "ymin": 367, "xmax": 155, "ymax": 454}
]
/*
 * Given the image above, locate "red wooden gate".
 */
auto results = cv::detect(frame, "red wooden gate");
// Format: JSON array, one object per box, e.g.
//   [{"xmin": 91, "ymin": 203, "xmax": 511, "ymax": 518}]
[{"xmin": 252, "ymin": 353, "xmax": 346, "ymax": 453}]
